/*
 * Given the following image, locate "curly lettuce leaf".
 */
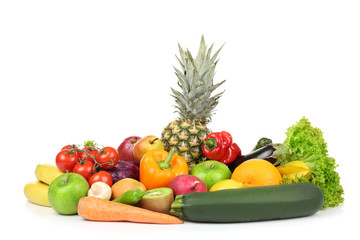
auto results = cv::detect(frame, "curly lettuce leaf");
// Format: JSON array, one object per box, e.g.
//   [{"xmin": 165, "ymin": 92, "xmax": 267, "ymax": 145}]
[
  {"xmin": 281, "ymin": 175, "xmax": 310, "ymax": 184},
  {"xmin": 279, "ymin": 117, "xmax": 344, "ymax": 208}
]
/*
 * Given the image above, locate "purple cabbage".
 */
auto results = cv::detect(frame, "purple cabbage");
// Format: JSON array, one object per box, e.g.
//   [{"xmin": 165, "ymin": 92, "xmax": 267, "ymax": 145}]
[{"xmin": 103, "ymin": 160, "xmax": 139, "ymax": 183}]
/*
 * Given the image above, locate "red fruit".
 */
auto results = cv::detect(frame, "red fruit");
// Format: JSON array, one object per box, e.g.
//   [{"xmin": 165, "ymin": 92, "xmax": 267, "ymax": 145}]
[
  {"xmin": 95, "ymin": 146, "xmax": 120, "ymax": 169},
  {"xmin": 55, "ymin": 150, "xmax": 79, "ymax": 172},
  {"xmin": 77, "ymin": 147, "xmax": 99, "ymax": 165},
  {"xmin": 72, "ymin": 161, "xmax": 94, "ymax": 180},
  {"xmin": 88, "ymin": 171, "xmax": 113, "ymax": 187},
  {"xmin": 117, "ymin": 136, "xmax": 141, "ymax": 163},
  {"xmin": 61, "ymin": 144, "xmax": 78, "ymax": 151}
]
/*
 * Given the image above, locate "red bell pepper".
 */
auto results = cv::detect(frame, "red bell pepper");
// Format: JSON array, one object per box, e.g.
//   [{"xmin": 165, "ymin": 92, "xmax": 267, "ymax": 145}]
[{"xmin": 202, "ymin": 131, "xmax": 241, "ymax": 164}]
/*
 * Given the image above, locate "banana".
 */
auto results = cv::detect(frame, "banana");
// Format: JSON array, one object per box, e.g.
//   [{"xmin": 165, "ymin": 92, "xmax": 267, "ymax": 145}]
[
  {"xmin": 35, "ymin": 163, "xmax": 63, "ymax": 185},
  {"xmin": 24, "ymin": 181, "xmax": 51, "ymax": 207}
]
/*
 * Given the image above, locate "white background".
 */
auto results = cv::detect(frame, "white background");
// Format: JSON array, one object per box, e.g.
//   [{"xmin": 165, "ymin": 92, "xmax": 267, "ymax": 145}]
[{"xmin": 1, "ymin": 0, "xmax": 359, "ymax": 239}]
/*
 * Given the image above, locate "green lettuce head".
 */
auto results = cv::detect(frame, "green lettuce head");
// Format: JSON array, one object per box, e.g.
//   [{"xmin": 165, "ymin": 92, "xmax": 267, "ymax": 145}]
[{"xmin": 279, "ymin": 117, "xmax": 344, "ymax": 208}]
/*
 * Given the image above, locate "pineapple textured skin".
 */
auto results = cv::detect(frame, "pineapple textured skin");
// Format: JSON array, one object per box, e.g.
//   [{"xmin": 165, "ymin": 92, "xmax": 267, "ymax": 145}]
[{"xmin": 161, "ymin": 119, "xmax": 211, "ymax": 169}]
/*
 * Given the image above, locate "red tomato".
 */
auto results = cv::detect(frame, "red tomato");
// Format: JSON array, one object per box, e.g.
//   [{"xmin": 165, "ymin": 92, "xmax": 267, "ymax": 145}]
[
  {"xmin": 72, "ymin": 161, "xmax": 94, "ymax": 180},
  {"xmin": 95, "ymin": 146, "xmax": 120, "ymax": 169},
  {"xmin": 61, "ymin": 144, "xmax": 78, "ymax": 151},
  {"xmin": 88, "ymin": 171, "xmax": 113, "ymax": 187},
  {"xmin": 55, "ymin": 150, "xmax": 79, "ymax": 172},
  {"xmin": 77, "ymin": 146, "xmax": 99, "ymax": 165}
]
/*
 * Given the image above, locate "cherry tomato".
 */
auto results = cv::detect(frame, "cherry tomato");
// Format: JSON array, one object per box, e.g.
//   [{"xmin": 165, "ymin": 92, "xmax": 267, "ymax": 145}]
[
  {"xmin": 88, "ymin": 171, "xmax": 113, "ymax": 187},
  {"xmin": 61, "ymin": 145, "xmax": 80, "ymax": 159},
  {"xmin": 55, "ymin": 150, "xmax": 79, "ymax": 172},
  {"xmin": 95, "ymin": 146, "xmax": 120, "ymax": 169},
  {"xmin": 61, "ymin": 144, "xmax": 78, "ymax": 151},
  {"xmin": 72, "ymin": 161, "xmax": 94, "ymax": 180},
  {"xmin": 77, "ymin": 146, "xmax": 99, "ymax": 165}
]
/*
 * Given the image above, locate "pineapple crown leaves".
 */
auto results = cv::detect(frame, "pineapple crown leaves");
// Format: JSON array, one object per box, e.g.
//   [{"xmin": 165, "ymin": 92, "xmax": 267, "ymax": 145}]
[{"xmin": 170, "ymin": 36, "xmax": 226, "ymax": 124}]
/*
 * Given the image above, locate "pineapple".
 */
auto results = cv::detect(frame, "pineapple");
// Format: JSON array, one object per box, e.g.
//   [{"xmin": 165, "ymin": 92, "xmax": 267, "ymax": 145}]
[{"xmin": 161, "ymin": 36, "xmax": 226, "ymax": 169}]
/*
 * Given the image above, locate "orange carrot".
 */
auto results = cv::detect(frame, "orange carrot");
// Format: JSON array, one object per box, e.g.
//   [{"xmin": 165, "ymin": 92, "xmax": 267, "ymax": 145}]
[{"xmin": 77, "ymin": 196, "xmax": 183, "ymax": 224}]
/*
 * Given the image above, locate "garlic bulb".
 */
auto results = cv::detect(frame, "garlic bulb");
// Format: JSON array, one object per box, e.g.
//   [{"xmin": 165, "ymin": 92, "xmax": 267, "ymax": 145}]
[{"xmin": 87, "ymin": 182, "xmax": 112, "ymax": 200}]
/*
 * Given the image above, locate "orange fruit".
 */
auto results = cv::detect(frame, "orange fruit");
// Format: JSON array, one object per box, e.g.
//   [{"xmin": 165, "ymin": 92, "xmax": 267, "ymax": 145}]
[{"xmin": 231, "ymin": 159, "xmax": 282, "ymax": 187}]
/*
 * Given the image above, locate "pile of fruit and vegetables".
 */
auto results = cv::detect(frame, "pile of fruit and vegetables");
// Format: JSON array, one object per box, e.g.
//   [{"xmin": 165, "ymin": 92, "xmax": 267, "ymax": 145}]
[{"xmin": 24, "ymin": 37, "xmax": 344, "ymax": 224}]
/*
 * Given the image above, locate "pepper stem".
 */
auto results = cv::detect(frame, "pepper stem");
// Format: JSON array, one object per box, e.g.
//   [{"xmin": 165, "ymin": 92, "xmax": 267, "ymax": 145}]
[
  {"xmin": 157, "ymin": 149, "xmax": 175, "ymax": 170},
  {"xmin": 204, "ymin": 138, "xmax": 217, "ymax": 151}
]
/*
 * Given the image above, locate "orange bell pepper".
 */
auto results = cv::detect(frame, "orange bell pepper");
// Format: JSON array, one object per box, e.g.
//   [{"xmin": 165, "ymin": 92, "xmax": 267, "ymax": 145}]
[{"xmin": 139, "ymin": 149, "xmax": 188, "ymax": 190}]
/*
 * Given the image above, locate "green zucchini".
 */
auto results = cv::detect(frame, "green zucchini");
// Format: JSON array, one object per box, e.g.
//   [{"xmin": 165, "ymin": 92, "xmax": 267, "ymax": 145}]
[{"xmin": 170, "ymin": 183, "xmax": 324, "ymax": 223}]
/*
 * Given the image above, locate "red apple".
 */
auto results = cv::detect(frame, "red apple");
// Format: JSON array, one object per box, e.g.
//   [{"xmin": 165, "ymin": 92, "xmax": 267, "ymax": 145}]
[
  {"xmin": 169, "ymin": 174, "xmax": 207, "ymax": 196},
  {"xmin": 117, "ymin": 136, "xmax": 141, "ymax": 163}
]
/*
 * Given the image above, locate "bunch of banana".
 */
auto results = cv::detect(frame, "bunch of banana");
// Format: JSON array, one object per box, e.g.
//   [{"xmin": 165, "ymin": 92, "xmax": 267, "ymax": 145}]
[{"xmin": 24, "ymin": 164, "xmax": 63, "ymax": 207}]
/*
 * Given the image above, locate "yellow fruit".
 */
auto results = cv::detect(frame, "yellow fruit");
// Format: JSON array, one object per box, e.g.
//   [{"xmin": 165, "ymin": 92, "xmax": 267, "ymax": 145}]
[
  {"xmin": 231, "ymin": 159, "xmax": 282, "ymax": 187},
  {"xmin": 35, "ymin": 163, "xmax": 63, "ymax": 185},
  {"xmin": 209, "ymin": 179, "xmax": 244, "ymax": 192},
  {"xmin": 24, "ymin": 181, "xmax": 50, "ymax": 207},
  {"xmin": 277, "ymin": 161, "xmax": 311, "ymax": 180},
  {"xmin": 285, "ymin": 160, "xmax": 310, "ymax": 170}
]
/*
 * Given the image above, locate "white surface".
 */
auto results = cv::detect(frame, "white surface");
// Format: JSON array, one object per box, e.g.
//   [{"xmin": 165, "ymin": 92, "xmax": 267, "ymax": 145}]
[{"xmin": 1, "ymin": 0, "xmax": 359, "ymax": 239}]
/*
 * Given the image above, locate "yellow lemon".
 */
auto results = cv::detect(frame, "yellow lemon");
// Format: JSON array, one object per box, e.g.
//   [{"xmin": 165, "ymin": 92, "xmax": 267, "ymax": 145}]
[{"xmin": 209, "ymin": 179, "xmax": 244, "ymax": 192}]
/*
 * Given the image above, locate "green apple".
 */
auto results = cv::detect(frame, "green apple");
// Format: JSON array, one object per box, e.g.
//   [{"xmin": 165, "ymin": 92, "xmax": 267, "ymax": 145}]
[
  {"xmin": 189, "ymin": 160, "xmax": 232, "ymax": 190},
  {"xmin": 48, "ymin": 172, "xmax": 89, "ymax": 215}
]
